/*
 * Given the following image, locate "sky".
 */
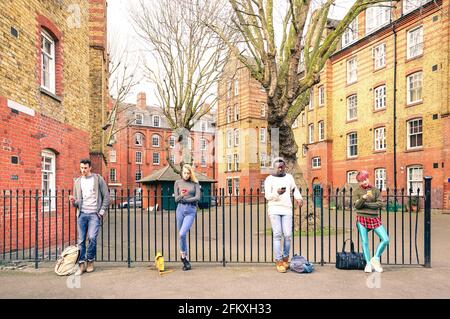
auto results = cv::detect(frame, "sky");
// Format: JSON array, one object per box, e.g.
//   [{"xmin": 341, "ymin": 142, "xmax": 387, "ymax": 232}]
[{"xmin": 107, "ymin": 0, "xmax": 356, "ymax": 105}]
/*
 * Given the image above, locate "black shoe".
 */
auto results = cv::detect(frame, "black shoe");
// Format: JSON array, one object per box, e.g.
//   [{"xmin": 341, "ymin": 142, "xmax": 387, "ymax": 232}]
[{"xmin": 181, "ymin": 257, "xmax": 191, "ymax": 271}]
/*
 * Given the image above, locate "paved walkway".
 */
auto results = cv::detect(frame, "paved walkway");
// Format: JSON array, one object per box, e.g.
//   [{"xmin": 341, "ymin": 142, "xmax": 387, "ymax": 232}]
[{"xmin": 1, "ymin": 212, "xmax": 450, "ymax": 299}]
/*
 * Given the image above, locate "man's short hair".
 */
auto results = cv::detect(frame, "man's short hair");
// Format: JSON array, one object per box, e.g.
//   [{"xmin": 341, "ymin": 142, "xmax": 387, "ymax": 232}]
[
  {"xmin": 275, "ymin": 159, "xmax": 285, "ymax": 166},
  {"xmin": 80, "ymin": 158, "xmax": 91, "ymax": 166}
]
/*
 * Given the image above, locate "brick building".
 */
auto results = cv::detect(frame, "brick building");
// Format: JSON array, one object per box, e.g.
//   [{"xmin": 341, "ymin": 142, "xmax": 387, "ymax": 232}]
[
  {"xmin": 0, "ymin": 1, "xmax": 109, "ymax": 252},
  {"xmin": 106, "ymin": 92, "xmax": 216, "ymax": 200}
]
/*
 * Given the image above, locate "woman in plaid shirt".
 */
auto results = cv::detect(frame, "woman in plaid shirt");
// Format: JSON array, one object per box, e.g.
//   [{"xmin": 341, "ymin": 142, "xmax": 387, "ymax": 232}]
[{"xmin": 353, "ymin": 170, "xmax": 390, "ymax": 273}]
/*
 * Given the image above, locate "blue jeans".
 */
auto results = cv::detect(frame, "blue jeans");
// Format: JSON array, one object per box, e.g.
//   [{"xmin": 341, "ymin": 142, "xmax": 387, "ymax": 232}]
[
  {"xmin": 77, "ymin": 212, "xmax": 101, "ymax": 262},
  {"xmin": 269, "ymin": 214, "xmax": 293, "ymax": 261},
  {"xmin": 176, "ymin": 203, "xmax": 197, "ymax": 257}
]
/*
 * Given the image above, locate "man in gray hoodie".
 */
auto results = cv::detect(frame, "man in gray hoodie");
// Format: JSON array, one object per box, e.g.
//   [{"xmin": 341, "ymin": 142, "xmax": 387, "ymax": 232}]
[{"xmin": 69, "ymin": 158, "xmax": 109, "ymax": 275}]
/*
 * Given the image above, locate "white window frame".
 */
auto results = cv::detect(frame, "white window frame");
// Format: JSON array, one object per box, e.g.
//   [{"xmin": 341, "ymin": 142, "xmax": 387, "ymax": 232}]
[
  {"xmin": 318, "ymin": 86, "xmax": 325, "ymax": 106},
  {"xmin": 373, "ymin": 43, "xmax": 386, "ymax": 69},
  {"xmin": 347, "ymin": 95, "xmax": 358, "ymax": 121},
  {"xmin": 109, "ymin": 149, "xmax": 116, "ymax": 163},
  {"xmin": 109, "ymin": 168, "xmax": 117, "ymax": 182},
  {"xmin": 135, "ymin": 151, "xmax": 143, "ymax": 164},
  {"xmin": 234, "ymin": 129, "xmax": 239, "ymax": 146},
  {"xmin": 407, "ymin": 71, "xmax": 423, "ymax": 105},
  {"xmin": 152, "ymin": 115, "xmax": 160, "ymax": 127},
  {"xmin": 260, "ymin": 153, "xmax": 267, "ymax": 168},
  {"xmin": 366, "ymin": 3, "xmax": 391, "ymax": 35},
  {"xmin": 135, "ymin": 113, "xmax": 144, "ymax": 125},
  {"xmin": 318, "ymin": 121, "xmax": 325, "ymax": 141},
  {"xmin": 169, "ymin": 154, "xmax": 175, "ymax": 164},
  {"xmin": 41, "ymin": 30, "xmax": 55, "ymax": 93},
  {"xmin": 234, "ymin": 103, "xmax": 239, "ymax": 121},
  {"xmin": 234, "ymin": 177, "xmax": 240, "ymax": 195},
  {"xmin": 347, "ymin": 171, "xmax": 358, "ymax": 184},
  {"xmin": 135, "ymin": 170, "xmax": 142, "ymax": 181},
  {"xmin": 407, "ymin": 26, "xmax": 423, "ymax": 59},
  {"xmin": 260, "ymin": 104, "xmax": 266, "ymax": 117},
  {"xmin": 374, "ymin": 127, "xmax": 387, "ymax": 151},
  {"xmin": 227, "ymin": 81, "xmax": 232, "ymax": 99},
  {"xmin": 342, "ymin": 18, "xmax": 358, "ymax": 47},
  {"xmin": 200, "ymin": 121, "xmax": 207, "ymax": 132},
  {"xmin": 41, "ymin": 149, "xmax": 56, "ymax": 210},
  {"xmin": 152, "ymin": 135, "xmax": 160, "ymax": 147},
  {"xmin": 188, "ymin": 138, "xmax": 193, "ymax": 150},
  {"xmin": 407, "ymin": 165, "xmax": 423, "ymax": 195},
  {"xmin": 200, "ymin": 138, "xmax": 207, "ymax": 151},
  {"xmin": 169, "ymin": 136, "xmax": 176, "ymax": 148},
  {"xmin": 407, "ymin": 118, "xmax": 423, "ymax": 149},
  {"xmin": 292, "ymin": 118, "xmax": 298, "ymax": 129},
  {"xmin": 227, "ymin": 155, "xmax": 232, "ymax": 172},
  {"xmin": 135, "ymin": 133, "xmax": 144, "ymax": 146},
  {"xmin": 234, "ymin": 79, "xmax": 239, "ymax": 96},
  {"xmin": 312, "ymin": 157, "xmax": 321, "ymax": 169},
  {"xmin": 374, "ymin": 85, "xmax": 386, "ymax": 110},
  {"xmin": 226, "ymin": 178, "xmax": 233, "ymax": 195},
  {"xmin": 152, "ymin": 152, "xmax": 160, "ymax": 165},
  {"xmin": 403, "ymin": 0, "xmax": 429, "ymax": 15},
  {"xmin": 375, "ymin": 168, "xmax": 386, "ymax": 191},
  {"xmin": 347, "ymin": 57, "xmax": 357, "ymax": 84},
  {"xmin": 226, "ymin": 107, "xmax": 231, "ymax": 124},
  {"xmin": 308, "ymin": 124, "xmax": 314, "ymax": 144},
  {"xmin": 227, "ymin": 129, "xmax": 232, "ymax": 148},
  {"xmin": 347, "ymin": 132, "xmax": 358, "ymax": 158},
  {"xmin": 234, "ymin": 153, "xmax": 239, "ymax": 171},
  {"xmin": 260, "ymin": 128, "xmax": 266, "ymax": 144}
]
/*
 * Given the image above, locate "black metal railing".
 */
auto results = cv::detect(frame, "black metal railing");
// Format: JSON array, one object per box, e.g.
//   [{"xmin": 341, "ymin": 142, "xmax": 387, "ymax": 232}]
[{"xmin": 0, "ymin": 177, "xmax": 432, "ymax": 268}]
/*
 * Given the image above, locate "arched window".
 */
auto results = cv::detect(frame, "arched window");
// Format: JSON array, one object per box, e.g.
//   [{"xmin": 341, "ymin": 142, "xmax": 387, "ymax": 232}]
[
  {"xmin": 134, "ymin": 133, "xmax": 144, "ymax": 146},
  {"xmin": 152, "ymin": 134, "xmax": 160, "ymax": 147}
]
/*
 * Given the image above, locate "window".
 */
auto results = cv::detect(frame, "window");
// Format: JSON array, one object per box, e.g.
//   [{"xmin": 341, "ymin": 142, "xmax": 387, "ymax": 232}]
[
  {"xmin": 226, "ymin": 107, "xmax": 231, "ymax": 124},
  {"xmin": 347, "ymin": 132, "xmax": 358, "ymax": 157},
  {"xmin": 200, "ymin": 138, "xmax": 207, "ymax": 151},
  {"xmin": 308, "ymin": 124, "xmax": 314, "ymax": 144},
  {"xmin": 342, "ymin": 19, "xmax": 358, "ymax": 47},
  {"xmin": 318, "ymin": 121, "xmax": 325, "ymax": 141},
  {"xmin": 188, "ymin": 138, "xmax": 193, "ymax": 150},
  {"xmin": 373, "ymin": 43, "xmax": 386, "ymax": 69},
  {"xmin": 260, "ymin": 153, "xmax": 267, "ymax": 168},
  {"xmin": 169, "ymin": 154, "xmax": 175, "ymax": 164},
  {"xmin": 227, "ymin": 155, "xmax": 232, "ymax": 171},
  {"xmin": 152, "ymin": 135, "xmax": 160, "ymax": 147},
  {"xmin": 234, "ymin": 153, "xmax": 239, "ymax": 171},
  {"xmin": 109, "ymin": 168, "xmax": 117, "ymax": 182},
  {"xmin": 407, "ymin": 72, "xmax": 422, "ymax": 104},
  {"xmin": 201, "ymin": 155, "xmax": 207, "ymax": 167},
  {"xmin": 169, "ymin": 136, "xmax": 176, "ymax": 148},
  {"xmin": 152, "ymin": 115, "xmax": 160, "ymax": 127},
  {"xmin": 227, "ymin": 81, "xmax": 232, "ymax": 99},
  {"xmin": 109, "ymin": 149, "xmax": 116, "ymax": 163},
  {"xmin": 152, "ymin": 153, "xmax": 160, "ymax": 165},
  {"xmin": 134, "ymin": 133, "xmax": 144, "ymax": 146},
  {"xmin": 200, "ymin": 121, "xmax": 207, "ymax": 132},
  {"xmin": 407, "ymin": 26, "xmax": 423, "ymax": 59},
  {"xmin": 301, "ymin": 112, "xmax": 306, "ymax": 126},
  {"xmin": 292, "ymin": 118, "xmax": 298, "ymax": 129},
  {"xmin": 135, "ymin": 113, "xmax": 143, "ymax": 125},
  {"xmin": 375, "ymin": 168, "xmax": 386, "ymax": 191},
  {"xmin": 41, "ymin": 149, "xmax": 56, "ymax": 209},
  {"xmin": 260, "ymin": 128, "xmax": 266, "ymax": 143},
  {"xmin": 234, "ymin": 79, "xmax": 239, "ymax": 96},
  {"xmin": 234, "ymin": 178, "xmax": 240, "ymax": 195},
  {"xmin": 234, "ymin": 104, "xmax": 239, "ymax": 121},
  {"xmin": 407, "ymin": 118, "xmax": 423, "ymax": 149},
  {"xmin": 41, "ymin": 30, "xmax": 55, "ymax": 93},
  {"xmin": 318, "ymin": 86, "xmax": 325, "ymax": 106},
  {"xmin": 226, "ymin": 178, "xmax": 233, "ymax": 195},
  {"xmin": 403, "ymin": 0, "xmax": 430, "ymax": 15},
  {"xmin": 308, "ymin": 89, "xmax": 314, "ymax": 110},
  {"xmin": 135, "ymin": 170, "xmax": 142, "ymax": 181},
  {"xmin": 260, "ymin": 180, "xmax": 265, "ymax": 193},
  {"xmin": 374, "ymin": 127, "xmax": 387, "ymax": 151},
  {"xmin": 312, "ymin": 157, "xmax": 321, "ymax": 168},
  {"xmin": 135, "ymin": 151, "xmax": 142, "ymax": 164},
  {"xmin": 234, "ymin": 129, "xmax": 239, "ymax": 146},
  {"xmin": 407, "ymin": 165, "xmax": 423, "ymax": 195},
  {"xmin": 347, "ymin": 57, "xmax": 357, "ymax": 84},
  {"xmin": 347, "ymin": 94, "xmax": 357, "ymax": 121},
  {"xmin": 260, "ymin": 104, "xmax": 266, "ymax": 117},
  {"xmin": 347, "ymin": 171, "xmax": 358, "ymax": 184},
  {"xmin": 366, "ymin": 3, "xmax": 391, "ymax": 34},
  {"xmin": 227, "ymin": 129, "xmax": 232, "ymax": 148},
  {"xmin": 374, "ymin": 85, "xmax": 386, "ymax": 110}
]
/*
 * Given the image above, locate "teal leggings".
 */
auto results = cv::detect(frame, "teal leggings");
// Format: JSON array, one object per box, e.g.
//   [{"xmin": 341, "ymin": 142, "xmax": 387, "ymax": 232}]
[{"xmin": 356, "ymin": 222, "xmax": 390, "ymax": 263}]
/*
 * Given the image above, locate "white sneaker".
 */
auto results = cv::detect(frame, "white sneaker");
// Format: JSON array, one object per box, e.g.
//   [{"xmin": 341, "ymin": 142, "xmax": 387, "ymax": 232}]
[
  {"xmin": 370, "ymin": 257, "xmax": 383, "ymax": 273},
  {"xmin": 364, "ymin": 263, "xmax": 373, "ymax": 273}
]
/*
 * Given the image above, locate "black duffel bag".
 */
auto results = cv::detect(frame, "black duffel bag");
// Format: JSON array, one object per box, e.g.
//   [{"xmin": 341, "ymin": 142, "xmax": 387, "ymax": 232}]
[{"xmin": 336, "ymin": 239, "xmax": 366, "ymax": 270}]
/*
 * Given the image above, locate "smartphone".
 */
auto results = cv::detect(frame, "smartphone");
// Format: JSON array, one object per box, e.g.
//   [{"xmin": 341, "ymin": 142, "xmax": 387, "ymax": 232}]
[{"xmin": 281, "ymin": 187, "xmax": 286, "ymax": 191}]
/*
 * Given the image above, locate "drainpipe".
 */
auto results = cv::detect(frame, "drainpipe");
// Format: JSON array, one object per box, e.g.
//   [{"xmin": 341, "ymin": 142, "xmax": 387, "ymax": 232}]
[{"xmin": 393, "ymin": 22, "xmax": 398, "ymax": 191}]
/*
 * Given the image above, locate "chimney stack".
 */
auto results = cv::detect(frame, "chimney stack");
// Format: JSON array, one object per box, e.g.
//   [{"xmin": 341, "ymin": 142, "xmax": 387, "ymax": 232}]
[{"xmin": 137, "ymin": 92, "xmax": 147, "ymax": 110}]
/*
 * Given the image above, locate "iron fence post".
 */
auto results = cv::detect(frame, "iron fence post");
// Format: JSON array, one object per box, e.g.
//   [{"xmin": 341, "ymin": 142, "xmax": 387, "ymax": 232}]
[
  {"xmin": 127, "ymin": 189, "xmax": 131, "ymax": 268},
  {"xmin": 424, "ymin": 176, "xmax": 432, "ymax": 268},
  {"xmin": 34, "ymin": 190, "xmax": 39, "ymax": 269}
]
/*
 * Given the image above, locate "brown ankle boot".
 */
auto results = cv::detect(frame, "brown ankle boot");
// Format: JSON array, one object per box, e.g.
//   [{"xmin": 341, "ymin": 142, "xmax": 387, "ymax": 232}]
[
  {"xmin": 282, "ymin": 256, "xmax": 290, "ymax": 270},
  {"xmin": 275, "ymin": 261, "xmax": 287, "ymax": 273},
  {"xmin": 86, "ymin": 261, "xmax": 94, "ymax": 273}
]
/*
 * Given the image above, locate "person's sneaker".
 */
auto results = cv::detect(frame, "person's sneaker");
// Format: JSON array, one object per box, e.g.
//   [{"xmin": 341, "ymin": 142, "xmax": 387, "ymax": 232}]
[
  {"xmin": 364, "ymin": 263, "xmax": 373, "ymax": 273},
  {"xmin": 181, "ymin": 257, "xmax": 191, "ymax": 271},
  {"xmin": 75, "ymin": 262, "xmax": 86, "ymax": 276},
  {"xmin": 276, "ymin": 261, "xmax": 287, "ymax": 273},
  {"xmin": 86, "ymin": 261, "xmax": 94, "ymax": 273},
  {"xmin": 282, "ymin": 256, "xmax": 290, "ymax": 270},
  {"xmin": 370, "ymin": 257, "xmax": 383, "ymax": 273}
]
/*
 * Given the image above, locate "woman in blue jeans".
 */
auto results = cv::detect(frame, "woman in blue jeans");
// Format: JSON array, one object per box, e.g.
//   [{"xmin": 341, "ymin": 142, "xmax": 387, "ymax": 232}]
[{"xmin": 174, "ymin": 164, "xmax": 200, "ymax": 271}]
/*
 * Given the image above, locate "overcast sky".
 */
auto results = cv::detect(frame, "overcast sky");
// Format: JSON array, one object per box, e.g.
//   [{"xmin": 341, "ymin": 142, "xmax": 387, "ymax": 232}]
[{"xmin": 107, "ymin": 0, "xmax": 356, "ymax": 104}]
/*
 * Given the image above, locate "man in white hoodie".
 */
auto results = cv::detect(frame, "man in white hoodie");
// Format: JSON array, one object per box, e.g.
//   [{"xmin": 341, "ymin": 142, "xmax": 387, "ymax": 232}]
[{"xmin": 264, "ymin": 159, "xmax": 303, "ymax": 273}]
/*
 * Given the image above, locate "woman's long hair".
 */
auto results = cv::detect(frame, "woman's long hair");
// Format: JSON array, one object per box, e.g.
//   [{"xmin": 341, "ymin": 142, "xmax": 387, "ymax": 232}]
[{"xmin": 182, "ymin": 164, "xmax": 199, "ymax": 184}]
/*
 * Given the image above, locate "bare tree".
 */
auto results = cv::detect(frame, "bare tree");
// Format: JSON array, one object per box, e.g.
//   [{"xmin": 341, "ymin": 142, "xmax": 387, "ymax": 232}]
[
  {"xmin": 208, "ymin": 0, "xmax": 397, "ymax": 174},
  {"xmin": 131, "ymin": 0, "xmax": 233, "ymax": 173}
]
